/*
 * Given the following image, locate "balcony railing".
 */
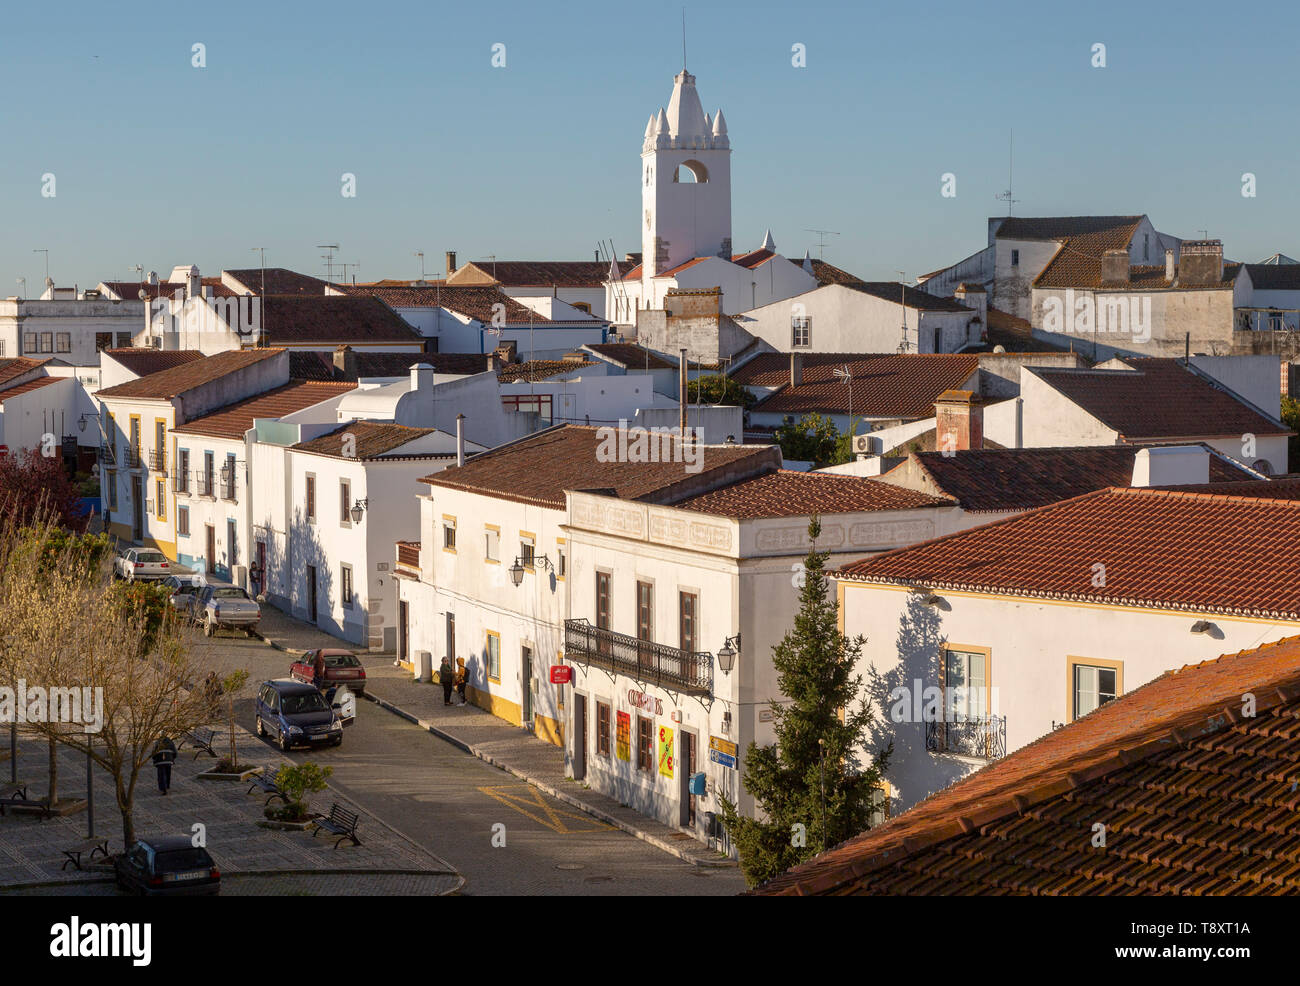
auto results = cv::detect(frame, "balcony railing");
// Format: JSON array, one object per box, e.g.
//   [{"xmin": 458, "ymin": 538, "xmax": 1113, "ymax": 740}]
[
  {"xmin": 173, "ymin": 464, "xmax": 189, "ymax": 494},
  {"xmin": 220, "ymin": 479, "xmax": 236, "ymax": 501},
  {"xmin": 926, "ymin": 715, "xmax": 1007, "ymax": 761},
  {"xmin": 197, "ymin": 474, "xmax": 214, "ymax": 497},
  {"xmin": 148, "ymin": 449, "xmax": 168, "ymax": 474},
  {"xmin": 564, "ymin": 618, "xmax": 712, "ymax": 695},
  {"xmin": 124, "ymin": 447, "xmax": 143, "ymax": 469},
  {"xmin": 96, "ymin": 446, "xmax": 116, "ymax": 467}
]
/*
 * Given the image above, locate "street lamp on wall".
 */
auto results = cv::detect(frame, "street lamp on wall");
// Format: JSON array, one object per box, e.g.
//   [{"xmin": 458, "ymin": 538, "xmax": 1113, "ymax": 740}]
[
  {"xmin": 350, "ymin": 498, "xmax": 369, "ymax": 524},
  {"xmin": 716, "ymin": 633, "xmax": 741, "ymax": 675},
  {"xmin": 508, "ymin": 554, "xmax": 552, "ymax": 587}
]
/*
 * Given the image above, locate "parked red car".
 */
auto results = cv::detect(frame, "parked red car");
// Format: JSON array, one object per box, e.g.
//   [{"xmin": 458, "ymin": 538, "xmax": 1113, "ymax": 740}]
[{"xmin": 289, "ymin": 649, "xmax": 367, "ymax": 695}]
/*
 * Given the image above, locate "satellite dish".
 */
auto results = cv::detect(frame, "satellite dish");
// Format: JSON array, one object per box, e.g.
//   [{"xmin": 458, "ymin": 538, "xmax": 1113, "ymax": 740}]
[{"xmin": 993, "ymin": 344, "xmax": 1006, "ymax": 353}]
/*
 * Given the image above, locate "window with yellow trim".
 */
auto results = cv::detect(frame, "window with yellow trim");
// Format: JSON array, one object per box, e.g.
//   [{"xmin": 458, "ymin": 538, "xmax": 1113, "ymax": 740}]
[{"xmin": 486, "ymin": 631, "xmax": 500, "ymax": 681}]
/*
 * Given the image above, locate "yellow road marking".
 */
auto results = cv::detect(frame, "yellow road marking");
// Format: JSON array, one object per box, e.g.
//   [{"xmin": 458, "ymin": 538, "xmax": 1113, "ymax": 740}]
[{"xmin": 476, "ymin": 785, "xmax": 615, "ymax": 834}]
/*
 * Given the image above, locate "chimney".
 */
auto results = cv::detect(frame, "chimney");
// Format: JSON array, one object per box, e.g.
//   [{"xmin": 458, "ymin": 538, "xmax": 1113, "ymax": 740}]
[
  {"xmin": 789, "ymin": 352, "xmax": 803, "ymax": 388},
  {"xmin": 455, "ymin": 414, "xmax": 466, "ymax": 467},
  {"xmin": 410, "ymin": 362, "xmax": 435, "ymax": 393},
  {"xmin": 1101, "ymin": 249, "xmax": 1130, "ymax": 286},
  {"xmin": 1178, "ymin": 239, "xmax": 1223, "ymax": 286},
  {"xmin": 934, "ymin": 390, "xmax": 983, "ymax": 452},
  {"xmin": 333, "ymin": 344, "xmax": 357, "ymax": 380},
  {"xmin": 1131, "ymin": 446, "xmax": 1210, "ymax": 487},
  {"xmin": 1165, "ymin": 248, "xmax": 1176, "ymax": 281},
  {"xmin": 445, "ymin": 251, "xmax": 457, "ymax": 277}
]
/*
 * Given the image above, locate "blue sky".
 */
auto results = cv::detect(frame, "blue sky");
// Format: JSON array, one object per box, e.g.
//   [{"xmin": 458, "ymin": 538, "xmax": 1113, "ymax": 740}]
[{"xmin": 2, "ymin": 0, "xmax": 1295, "ymax": 293}]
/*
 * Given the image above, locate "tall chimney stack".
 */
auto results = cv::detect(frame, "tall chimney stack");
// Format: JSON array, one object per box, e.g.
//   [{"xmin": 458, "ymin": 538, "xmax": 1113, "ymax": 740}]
[
  {"xmin": 1165, "ymin": 248, "xmax": 1176, "ymax": 282},
  {"xmin": 455, "ymin": 414, "xmax": 465, "ymax": 467},
  {"xmin": 789, "ymin": 352, "xmax": 803, "ymax": 388},
  {"xmin": 934, "ymin": 390, "xmax": 983, "ymax": 453},
  {"xmin": 1178, "ymin": 239, "xmax": 1223, "ymax": 286},
  {"xmin": 445, "ymin": 251, "xmax": 457, "ymax": 277}
]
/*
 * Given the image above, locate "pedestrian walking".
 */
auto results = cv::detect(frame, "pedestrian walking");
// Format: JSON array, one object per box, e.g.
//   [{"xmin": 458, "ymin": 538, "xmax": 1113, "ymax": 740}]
[
  {"xmin": 440, "ymin": 656, "xmax": 454, "ymax": 706},
  {"xmin": 455, "ymin": 658, "xmax": 468, "ymax": 705},
  {"xmin": 152, "ymin": 736, "xmax": 178, "ymax": 795}
]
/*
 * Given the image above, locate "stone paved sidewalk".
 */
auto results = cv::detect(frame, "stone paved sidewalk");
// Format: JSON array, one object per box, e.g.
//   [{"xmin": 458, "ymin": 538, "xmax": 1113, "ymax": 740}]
[
  {"xmin": 0, "ymin": 727, "xmax": 462, "ymax": 892},
  {"xmin": 251, "ymin": 606, "xmax": 734, "ymax": 868}
]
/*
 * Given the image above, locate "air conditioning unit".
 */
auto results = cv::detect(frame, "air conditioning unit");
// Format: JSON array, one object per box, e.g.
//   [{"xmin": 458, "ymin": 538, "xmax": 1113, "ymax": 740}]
[{"xmin": 853, "ymin": 434, "xmax": 873, "ymax": 455}]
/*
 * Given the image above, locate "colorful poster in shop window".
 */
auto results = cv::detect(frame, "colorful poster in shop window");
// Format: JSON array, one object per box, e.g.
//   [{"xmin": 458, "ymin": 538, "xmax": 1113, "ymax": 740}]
[
  {"xmin": 615, "ymin": 712, "xmax": 631, "ymax": 761},
  {"xmin": 658, "ymin": 725, "xmax": 674, "ymax": 778}
]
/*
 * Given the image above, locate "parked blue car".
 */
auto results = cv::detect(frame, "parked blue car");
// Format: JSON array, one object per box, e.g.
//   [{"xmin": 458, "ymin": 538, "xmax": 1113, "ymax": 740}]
[{"xmin": 254, "ymin": 679, "xmax": 344, "ymax": 752}]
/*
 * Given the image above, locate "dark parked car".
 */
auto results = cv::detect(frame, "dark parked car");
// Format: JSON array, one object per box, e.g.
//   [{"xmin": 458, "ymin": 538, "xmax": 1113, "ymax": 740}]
[
  {"xmin": 114, "ymin": 837, "xmax": 220, "ymax": 896},
  {"xmin": 255, "ymin": 679, "xmax": 344, "ymax": 751}
]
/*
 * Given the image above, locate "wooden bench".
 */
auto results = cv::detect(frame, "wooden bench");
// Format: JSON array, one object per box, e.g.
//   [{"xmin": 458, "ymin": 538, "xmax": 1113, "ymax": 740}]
[
  {"xmin": 61, "ymin": 837, "xmax": 110, "ymax": 871},
  {"xmin": 313, "ymin": 803, "xmax": 361, "ymax": 849},
  {"xmin": 0, "ymin": 783, "xmax": 52, "ymax": 820},
  {"xmin": 186, "ymin": 727, "xmax": 218, "ymax": 759},
  {"xmin": 247, "ymin": 767, "xmax": 287, "ymax": 806}
]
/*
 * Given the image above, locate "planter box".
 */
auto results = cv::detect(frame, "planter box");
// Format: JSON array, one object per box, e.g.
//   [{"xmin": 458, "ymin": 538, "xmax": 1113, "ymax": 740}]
[
  {"xmin": 196, "ymin": 765, "xmax": 264, "ymax": 783},
  {"xmin": 256, "ymin": 815, "xmax": 319, "ymax": 832}
]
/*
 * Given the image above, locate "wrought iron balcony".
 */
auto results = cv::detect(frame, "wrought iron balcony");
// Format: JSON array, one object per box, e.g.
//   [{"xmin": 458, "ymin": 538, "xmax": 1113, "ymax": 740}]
[
  {"xmin": 197, "ymin": 474, "xmax": 214, "ymax": 497},
  {"xmin": 220, "ymin": 479, "xmax": 236, "ymax": 502},
  {"xmin": 148, "ymin": 449, "xmax": 168, "ymax": 474},
  {"xmin": 564, "ymin": 618, "xmax": 712, "ymax": 695},
  {"xmin": 926, "ymin": 715, "xmax": 1007, "ymax": 761},
  {"xmin": 123, "ymin": 447, "xmax": 143, "ymax": 469},
  {"xmin": 96, "ymin": 446, "xmax": 116, "ymax": 467},
  {"xmin": 173, "ymin": 466, "xmax": 189, "ymax": 494}
]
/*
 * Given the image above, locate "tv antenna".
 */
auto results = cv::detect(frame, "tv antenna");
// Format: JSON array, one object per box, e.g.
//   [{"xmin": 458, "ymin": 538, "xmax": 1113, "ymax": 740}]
[
  {"xmin": 317, "ymin": 244, "xmax": 340, "ymax": 282},
  {"xmin": 896, "ymin": 270, "xmax": 911, "ymax": 353},
  {"xmin": 804, "ymin": 229, "xmax": 841, "ymax": 259},
  {"xmin": 414, "ymin": 251, "xmax": 426, "ymax": 282},
  {"xmin": 995, "ymin": 130, "xmax": 1019, "ymax": 215},
  {"xmin": 340, "ymin": 261, "xmax": 361, "ymax": 285}
]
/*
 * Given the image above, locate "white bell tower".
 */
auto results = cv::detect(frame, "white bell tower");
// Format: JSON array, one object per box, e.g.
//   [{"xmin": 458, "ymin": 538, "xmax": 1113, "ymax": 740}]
[{"xmin": 640, "ymin": 69, "xmax": 732, "ymax": 288}]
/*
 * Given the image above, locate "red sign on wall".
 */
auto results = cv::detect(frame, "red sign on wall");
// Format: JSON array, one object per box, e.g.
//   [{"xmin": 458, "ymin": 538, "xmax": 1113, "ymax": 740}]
[{"xmin": 549, "ymin": 666, "xmax": 572, "ymax": 684}]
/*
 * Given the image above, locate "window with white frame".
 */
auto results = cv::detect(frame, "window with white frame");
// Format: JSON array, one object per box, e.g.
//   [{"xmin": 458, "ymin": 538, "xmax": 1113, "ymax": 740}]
[
  {"xmin": 484, "ymin": 527, "xmax": 499, "ymax": 562},
  {"xmin": 944, "ymin": 649, "xmax": 988, "ymax": 722},
  {"xmin": 443, "ymin": 518, "xmax": 456, "ymax": 551},
  {"xmin": 56, "ymin": 332, "xmax": 71, "ymax": 353},
  {"xmin": 791, "ymin": 316, "xmax": 811, "ymax": 348},
  {"xmin": 520, "ymin": 534, "xmax": 535, "ymax": 569},
  {"xmin": 1073, "ymin": 663, "xmax": 1118, "ymax": 720}
]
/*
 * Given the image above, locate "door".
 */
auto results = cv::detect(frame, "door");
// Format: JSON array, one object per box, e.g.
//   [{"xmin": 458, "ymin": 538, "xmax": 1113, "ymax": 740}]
[
  {"xmin": 573, "ymin": 694, "xmax": 587, "ymax": 781},
  {"xmin": 680, "ymin": 731, "xmax": 698, "ymax": 827},
  {"xmin": 521, "ymin": 646, "xmax": 533, "ymax": 729},
  {"xmin": 205, "ymin": 525, "xmax": 216, "ymax": 575},
  {"xmin": 130, "ymin": 476, "xmax": 143, "ymax": 540},
  {"xmin": 398, "ymin": 601, "xmax": 409, "ymax": 664},
  {"xmin": 255, "ymin": 541, "xmax": 266, "ymax": 596},
  {"xmin": 306, "ymin": 565, "xmax": 318, "ymax": 623},
  {"xmin": 636, "ymin": 581, "xmax": 653, "ymax": 671},
  {"xmin": 445, "ymin": 612, "xmax": 455, "ymax": 663},
  {"xmin": 227, "ymin": 519, "xmax": 238, "ymax": 572}
]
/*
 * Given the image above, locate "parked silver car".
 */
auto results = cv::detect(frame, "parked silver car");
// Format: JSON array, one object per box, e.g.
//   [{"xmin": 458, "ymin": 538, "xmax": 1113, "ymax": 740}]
[
  {"xmin": 189, "ymin": 583, "xmax": 261, "ymax": 637},
  {"xmin": 114, "ymin": 548, "xmax": 172, "ymax": 582}
]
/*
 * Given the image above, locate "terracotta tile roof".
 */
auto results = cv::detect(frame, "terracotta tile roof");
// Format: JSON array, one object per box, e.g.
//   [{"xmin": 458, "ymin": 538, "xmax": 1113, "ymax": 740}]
[
  {"xmin": 103, "ymin": 348, "xmax": 206, "ymax": 377},
  {"xmin": 620, "ymin": 263, "xmax": 643, "ymax": 281},
  {"xmin": 1246, "ymin": 263, "xmax": 1300, "ymax": 291},
  {"xmin": 995, "ymin": 215, "xmax": 1146, "ymax": 242},
  {"xmin": 336, "ymin": 283, "xmax": 547, "ymax": 324},
  {"xmin": 96, "ymin": 349, "xmax": 285, "ymax": 401},
  {"xmin": 807, "ymin": 259, "xmax": 865, "ymax": 287},
  {"xmin": 1031, "ymin": 358, "xmax": 1290, "ymax": 440},
  {"xmin": 755, "ymin": 635, "xmax": 1300, "ymax": 896},
  {"xmin": 731, "ymin": 249, "xmax": 777, "ymax": 270},
  {"xmin": 883, "ymin": 429, "xmax": 1006, "ymax": 458},
  {"xmin": 292, "ymin": 421, "xmax": 439, "ymax": 460},
  {"xmin": 675, "ymin": 470, "xmax": 951, "ymax": 518},
  {"xmin": 497, "ymin": 359, "xmax": 596, "ymax": 383},
  {"xmin": 838, "ymin": 486, "xmax": 1300, "ymax": 620},
  {"xmin": 657, "ymin": 257, "xmax": 712, "ymax": 278},
  {"xmin": 1152, "ymin": 476, "xmax": 1300, "ymax": 499},
  {"xmin": 256, "ymin": 296, "xmax": 422, "ymax": 345},
  {"xmin": 0, "ymin": 376, "xmax": 62, "ymax": 402},
  {"xmin": 897, "ymin": 444, "xmax": 1259, "ymax": 511},
  {"xmin": 844, "ymin": 282, "xmax": 973, "ymax": 313},
  {"xmin": 99, "ymin": 280, "xmax": 187, "ymax": 301},
  {"xmin": 584, "ymin": 343, "xmax": 677, "ymax": 370},
  {"xmin": 744, "ymin": 354, "xmax": 981, "ymax": 419},
  {"xmin": 0, "ymin": 357, "xmax": 49, "ymax": 388},
  {"xmin": 222, "ymin": 268, "xmax": 331, "ymax": 296},
  {"xmin": 287, "ymin": 350, "xmax": 479, "ymax": 381},
  {"xmin": 421, "ymin": 425, "xmax": 776, "ymax": 508},
  {"xmin": 460, "ymin": 260, "xmax": 632, "ymax": 287},
  {"xmin": 171, "ymin": 381, "xmax": 357, "ymax": 439},
  {"xmin": 973, "ymin": 306, "xmax": 1075, "ymax": 353}
]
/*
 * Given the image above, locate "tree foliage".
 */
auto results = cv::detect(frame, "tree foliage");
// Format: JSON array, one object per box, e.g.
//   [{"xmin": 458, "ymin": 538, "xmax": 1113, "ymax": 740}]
[
  {"xmin": 686, "ymin": 374, "xmax": 756, "ymax": 409},
  {"xmin": 719, "ymin": 517, "xmax": 891, "ymax": 887},
  {"xmin": 0, "ymin": 449, "xmax": 86, "ymax": 531},
  {"xmin": 774, "ymin": 413, "xmax": 850, "ymax": 468}
]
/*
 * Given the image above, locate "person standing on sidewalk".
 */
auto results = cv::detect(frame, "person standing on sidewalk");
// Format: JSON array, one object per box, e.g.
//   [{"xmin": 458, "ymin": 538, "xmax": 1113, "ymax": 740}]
[
  {"xmin": 439, "ymin": 656, "xmax": 454, "ymax": 706},
  {"xmin": 455, "ymin": 658, "xmax": 468, "ymax": 706},
  {"xmin": 152, "ymin": 736, "xmax": 177, "ymax": 795}
]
